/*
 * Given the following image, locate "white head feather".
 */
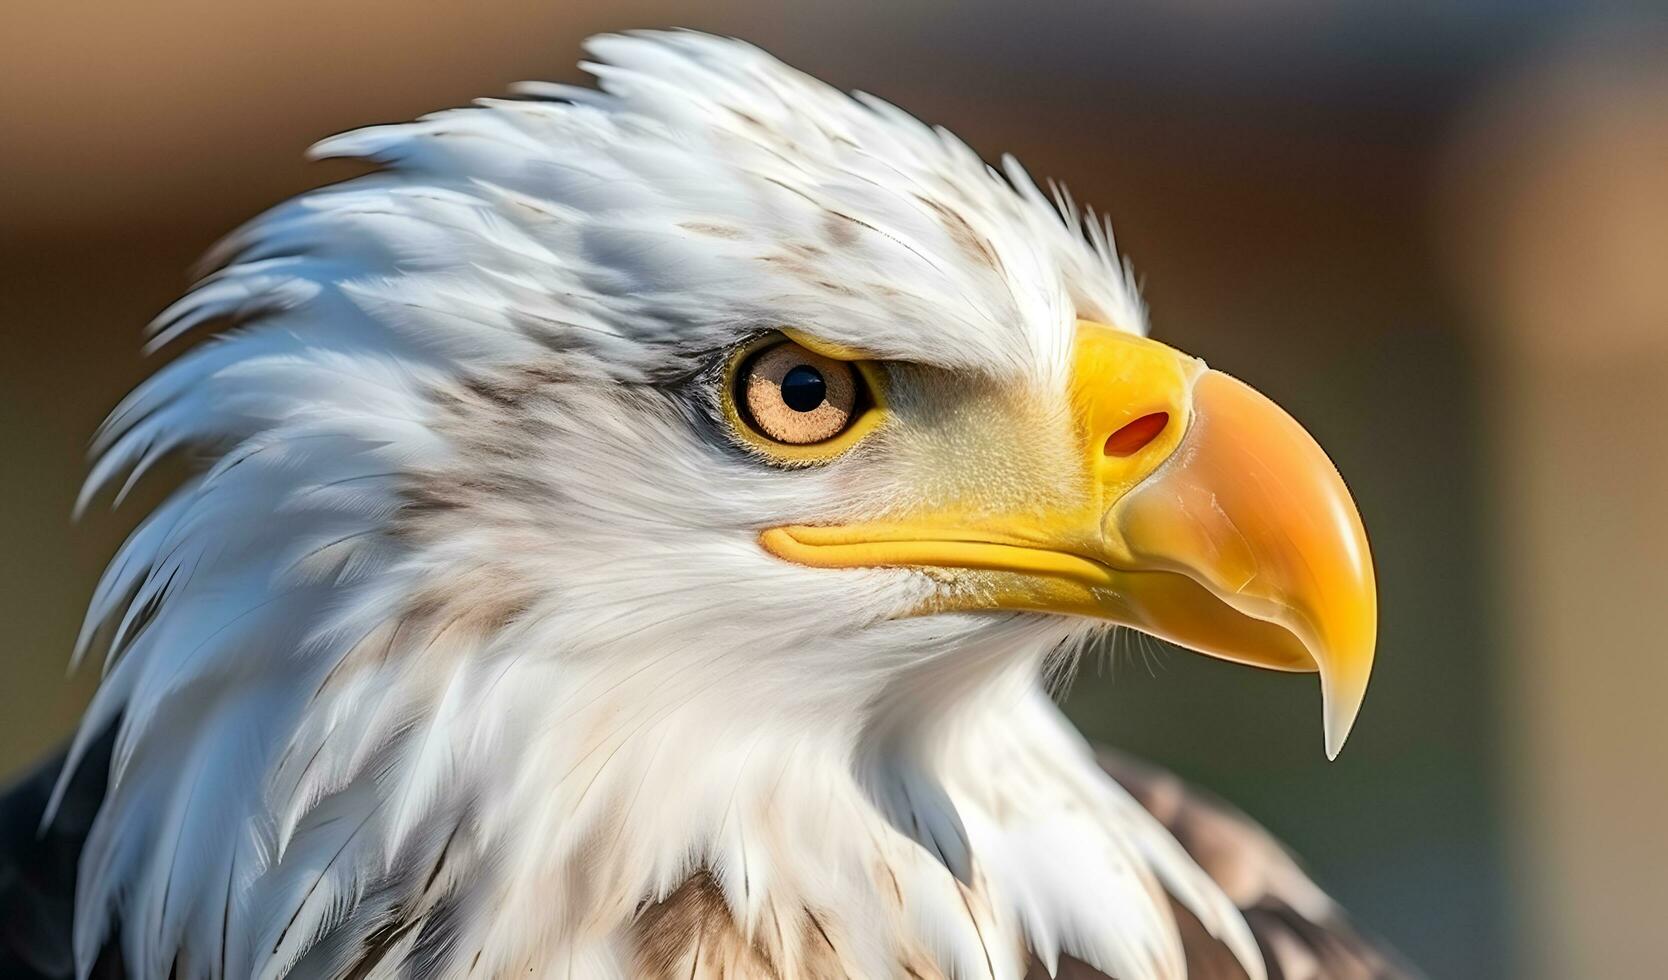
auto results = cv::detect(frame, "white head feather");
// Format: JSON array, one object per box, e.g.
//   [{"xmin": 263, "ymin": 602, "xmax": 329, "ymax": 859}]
[{"xmin": 61, "ymin": 30, "xmax": 1265, "ymax": 980}]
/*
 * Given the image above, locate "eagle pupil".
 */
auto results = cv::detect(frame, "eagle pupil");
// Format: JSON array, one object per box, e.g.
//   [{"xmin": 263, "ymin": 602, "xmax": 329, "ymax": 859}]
[{"xmin": 780, "ymin": 365, "xmax": 826, "ymax": 411}]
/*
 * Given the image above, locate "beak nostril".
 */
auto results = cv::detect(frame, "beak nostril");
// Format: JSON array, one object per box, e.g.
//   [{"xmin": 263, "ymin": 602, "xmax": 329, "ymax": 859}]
[{"xmin": 1104, "ymin": 412, "xmax": 1169, "ymax": 457}]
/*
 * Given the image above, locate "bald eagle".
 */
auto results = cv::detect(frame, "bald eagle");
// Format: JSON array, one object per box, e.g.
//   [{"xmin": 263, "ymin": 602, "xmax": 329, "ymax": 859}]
[{"xmin": 0, "ymin": 31, "xmax": 1413, "ymax": 980}]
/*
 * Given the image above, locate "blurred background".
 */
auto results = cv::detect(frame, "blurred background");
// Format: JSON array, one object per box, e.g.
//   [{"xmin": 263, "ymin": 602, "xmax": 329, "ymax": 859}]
[{"xmin": 4, "ymin": 2, "xmax": 1666, "ymax": 977}]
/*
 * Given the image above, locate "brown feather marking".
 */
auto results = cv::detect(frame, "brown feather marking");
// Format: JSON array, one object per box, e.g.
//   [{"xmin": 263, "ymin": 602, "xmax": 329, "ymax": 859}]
[
  {"xmin": 1095, "ymin": 748, "xmax": 1426, "ymax": 980},
  {"xmin": 916, "ymin": 194, "xmax": 1002, "ymax": 275},
  {"xmin": 822, "ymin": 211, "xmax": 860, "ymax": 249},
  {"xmin": 803, "ymin": 909, "xmax": 836, "ymax": 956},
  {"xmin": 633, "ymin": 873, "xmax": 861, "ymax": 979},
  {"xmin": 632, "ymin": 872, "xmax": 778, "ymax": 979},
  {"xmin": 793, "ymin": 905, "xmax": 848, "ymax": 980},
  {"xmin": 679, "ymin": 221, "xmax": 746, "ymax": 240}
]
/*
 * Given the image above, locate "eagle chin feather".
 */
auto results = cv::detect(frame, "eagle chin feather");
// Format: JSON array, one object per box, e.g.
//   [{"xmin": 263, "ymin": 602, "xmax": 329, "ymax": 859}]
[{"xmin": 0, "ymin": 29, "xmax": 1411, "ymax": 980}]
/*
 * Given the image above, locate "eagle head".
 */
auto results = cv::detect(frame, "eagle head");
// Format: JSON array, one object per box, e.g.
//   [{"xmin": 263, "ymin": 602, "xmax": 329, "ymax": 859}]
[{"xmin": 64, "ymin": 30, "xmax": 1376, "ymax": 980}]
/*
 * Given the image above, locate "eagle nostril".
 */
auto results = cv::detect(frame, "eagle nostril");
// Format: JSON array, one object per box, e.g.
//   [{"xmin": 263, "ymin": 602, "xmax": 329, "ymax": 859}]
[{"xmin": 1104, "ymin": 412, "xmax": 1169, "ymax": 457}]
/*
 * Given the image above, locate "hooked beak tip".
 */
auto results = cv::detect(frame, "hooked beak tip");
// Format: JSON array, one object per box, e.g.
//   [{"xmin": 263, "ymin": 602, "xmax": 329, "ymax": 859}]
[{"xmin": 1320, "ymin": 656, "xmax": 1371, "ymax": 760}]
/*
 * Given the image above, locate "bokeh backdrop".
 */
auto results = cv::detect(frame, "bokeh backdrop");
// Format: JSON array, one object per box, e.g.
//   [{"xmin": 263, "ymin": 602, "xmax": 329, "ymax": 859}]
[{"xmin": 5, "ymin": 3, "xmax": 1667, "ymax": 978}]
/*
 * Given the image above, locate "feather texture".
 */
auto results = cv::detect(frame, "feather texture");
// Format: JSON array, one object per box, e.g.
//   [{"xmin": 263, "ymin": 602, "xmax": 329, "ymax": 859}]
[{"xmin": 4, "ymin": 731, "xmax": 1417, "ymax": 979}]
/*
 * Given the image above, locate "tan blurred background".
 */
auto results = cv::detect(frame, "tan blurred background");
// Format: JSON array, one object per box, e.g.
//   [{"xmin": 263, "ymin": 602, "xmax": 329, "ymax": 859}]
[{"xmin": 4, "ymin": 2, "xmax": 1667, "ymax": 977}]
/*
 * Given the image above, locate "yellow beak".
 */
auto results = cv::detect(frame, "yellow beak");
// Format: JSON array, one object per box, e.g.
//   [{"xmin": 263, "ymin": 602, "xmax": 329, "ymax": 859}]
[{"xmin": 760, "ymin": 322, "xmax": 1377, "ymax": 757}]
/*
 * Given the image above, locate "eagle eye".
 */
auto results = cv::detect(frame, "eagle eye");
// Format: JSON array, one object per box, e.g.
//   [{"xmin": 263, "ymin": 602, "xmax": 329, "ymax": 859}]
[{"xmin": 723, "ymin": 335, "xmax": 886, "ymax": 462}]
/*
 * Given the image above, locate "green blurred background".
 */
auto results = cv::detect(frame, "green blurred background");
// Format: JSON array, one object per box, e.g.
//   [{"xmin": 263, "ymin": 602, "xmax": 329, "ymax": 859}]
[{"xmin": 5, "ymin": 2, "xmax": 1667, "ymax": 977}]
